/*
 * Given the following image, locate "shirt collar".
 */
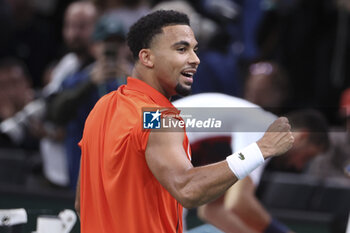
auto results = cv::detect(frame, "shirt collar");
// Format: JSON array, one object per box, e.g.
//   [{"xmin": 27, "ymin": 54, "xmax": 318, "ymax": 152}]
[{"xmin": 126, "ymin": 77, "xmax": 175, "ymax": 108}]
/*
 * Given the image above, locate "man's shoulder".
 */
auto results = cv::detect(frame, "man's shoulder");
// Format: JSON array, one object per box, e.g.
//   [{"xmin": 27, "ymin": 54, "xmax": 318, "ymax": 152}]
[
  {"xmin": 122, "ymin": 86, "xmax": 161, "ymax": 108},
  {"xmin": 93, "ymin": 87, "xmax": 159, "ymax": 120}
]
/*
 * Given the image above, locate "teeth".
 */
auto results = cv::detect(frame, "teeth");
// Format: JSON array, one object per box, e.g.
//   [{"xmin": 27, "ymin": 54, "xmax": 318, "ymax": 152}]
[{"xmin": 182, "ymin": 72, "xmax": 194, "ymax": 77}]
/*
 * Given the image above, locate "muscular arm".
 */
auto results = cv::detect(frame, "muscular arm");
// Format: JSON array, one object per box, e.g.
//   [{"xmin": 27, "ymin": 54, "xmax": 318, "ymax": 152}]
[
  {"xmin": 145, "ymin": 117, "xmax": 293, "ymax": 209},
  {"xmin": 145, "ymin": 130, "xmax": 237, "ymax": 209}
]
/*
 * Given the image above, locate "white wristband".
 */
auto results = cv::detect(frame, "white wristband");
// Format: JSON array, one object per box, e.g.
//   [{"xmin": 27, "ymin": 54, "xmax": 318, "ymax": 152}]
[{"xmin": 226, "ymin": 143, "xmax": 264, "ymax": 180}]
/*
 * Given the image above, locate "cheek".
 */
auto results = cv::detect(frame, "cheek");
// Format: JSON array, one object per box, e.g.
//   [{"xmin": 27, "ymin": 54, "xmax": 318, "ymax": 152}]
[
  {"xmin": 154, "ymin": 51, "xmax": 184, "ymax": 80},
  {"xmin": 156, "ymin": 61, "xmax": 170, "ymax": 75},
  {"xmin": 156, "ymin": 58, "xmax": 175, "ymax": 75}
]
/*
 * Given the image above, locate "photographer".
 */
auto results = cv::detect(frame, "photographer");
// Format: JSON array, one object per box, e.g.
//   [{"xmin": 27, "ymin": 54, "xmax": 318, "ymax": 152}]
[
  {"xmin": 0, "ymin": 2, "xmax": 99, "ymax": 188},
  {"xmin": 48, "ymin": 14, "xmax": 132, "ymax": 189}
]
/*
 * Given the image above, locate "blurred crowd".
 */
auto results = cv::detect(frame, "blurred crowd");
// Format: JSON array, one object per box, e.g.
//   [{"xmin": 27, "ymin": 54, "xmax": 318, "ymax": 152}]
[{"xmin": 0, "ymin": 0, "xmax": 349, "ymax": 203}]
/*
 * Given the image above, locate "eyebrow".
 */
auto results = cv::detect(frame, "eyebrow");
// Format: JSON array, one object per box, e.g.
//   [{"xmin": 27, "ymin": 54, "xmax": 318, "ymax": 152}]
[{"xmin": 172, "ymin": 40, "xmax": 199, "ymax": 49}]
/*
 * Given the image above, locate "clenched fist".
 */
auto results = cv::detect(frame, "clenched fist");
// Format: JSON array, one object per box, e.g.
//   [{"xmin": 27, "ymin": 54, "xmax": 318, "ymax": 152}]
[{"xmin": 257, "ymin": 117, "xmax": 294, "ymax": 159}]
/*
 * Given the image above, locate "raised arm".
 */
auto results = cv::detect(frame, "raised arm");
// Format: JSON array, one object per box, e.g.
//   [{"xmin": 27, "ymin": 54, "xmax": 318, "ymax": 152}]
[
  {"xmin": 145, "ymin": 129, "xmax": 236, "ymax": 209},
  {"xmin": 145, "ymin": 117, "xmax": 294, "ymax": 209}
]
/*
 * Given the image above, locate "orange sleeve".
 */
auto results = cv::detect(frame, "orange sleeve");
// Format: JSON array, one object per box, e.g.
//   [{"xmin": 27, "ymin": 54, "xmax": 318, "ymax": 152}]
[{"xmin": 139, "ymin": 128, "xmax": 151, "ymax": 152}]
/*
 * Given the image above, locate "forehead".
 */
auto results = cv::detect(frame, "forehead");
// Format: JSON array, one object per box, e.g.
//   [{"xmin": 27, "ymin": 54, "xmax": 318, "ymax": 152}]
[
  {"xmin": 152, "ymin": 24, "xmax": 197, "ymax": 47},
  {"xmin": 65, "ymin": 4, "xmax": 96, "ymax": 23}
]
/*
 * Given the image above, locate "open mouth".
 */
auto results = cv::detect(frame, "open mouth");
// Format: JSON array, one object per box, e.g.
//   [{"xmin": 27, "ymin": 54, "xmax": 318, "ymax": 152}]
[
  {"xmin": 181, "ymin": 72, "xmax": 194, "ymax": 85},
  {"xmin": 181, "ymin": 71, "xmax": 194, "ymax": 78}
]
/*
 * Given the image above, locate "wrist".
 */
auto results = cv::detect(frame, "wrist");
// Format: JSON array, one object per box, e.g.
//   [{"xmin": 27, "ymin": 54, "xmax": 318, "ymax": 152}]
[
  {"xmin": 256, "ymin": 140, "xmax": 272, "ymax": 159},
  {"xmin": 226, "ymin": 143, "xmax": 264, "ymax": 180}
]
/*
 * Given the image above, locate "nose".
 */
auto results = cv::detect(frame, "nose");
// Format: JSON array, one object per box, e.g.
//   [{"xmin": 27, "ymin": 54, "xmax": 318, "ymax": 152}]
[{"xmin": 189, "ymin": 50, "xmax": 200, "ymax": 66}]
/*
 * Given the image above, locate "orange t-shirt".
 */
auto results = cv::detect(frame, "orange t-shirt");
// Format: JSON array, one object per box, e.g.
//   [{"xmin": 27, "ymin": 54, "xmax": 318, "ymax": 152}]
[{"xmin": 79, "ymin": 77, "xmax": 191, "ymax": 233}]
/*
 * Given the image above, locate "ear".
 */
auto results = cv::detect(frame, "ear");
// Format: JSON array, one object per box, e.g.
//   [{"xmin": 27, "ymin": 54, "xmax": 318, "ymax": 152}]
[{"xmin": 138, "ymin": 48, "xmax": 154, "ymax": 68}]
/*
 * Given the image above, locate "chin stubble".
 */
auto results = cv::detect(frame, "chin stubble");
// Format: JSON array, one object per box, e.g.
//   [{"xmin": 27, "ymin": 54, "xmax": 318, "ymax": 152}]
[{"xmin": 175, "ymin": 83, "xmax": 192, "ymax": 97}]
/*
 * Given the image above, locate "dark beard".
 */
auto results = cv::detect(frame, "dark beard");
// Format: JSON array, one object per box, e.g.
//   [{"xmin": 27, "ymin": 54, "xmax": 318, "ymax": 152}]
[{"xmin": 175, "ymin": 83, "xmax": 191, "ymax": 97}]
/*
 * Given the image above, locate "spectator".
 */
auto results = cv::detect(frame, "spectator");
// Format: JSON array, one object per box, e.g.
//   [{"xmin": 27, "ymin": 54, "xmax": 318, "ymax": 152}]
[
  {"xmin": 0, "ymin": 1, "xmax": 98, "ymax": 187},
  {"xmin": 263, "ymin": 110, "xmax": 329, "ymax": 173},
  {"xmin": 0, "ymin": 57, "xmax": 34, "ymax": 121},
  {"xmin": 308, "ymin": 87, "xmax": 350, "ymax": 181},
  {"xmin": 38, "ymin": 0, "xmax": 99, "ymax": 188},
  {"xmin": 244, "ymin": 61, "xmax": 291, "ymax": 115},
  {"xmin": 256, "ymin": 0, "xmax": 349, "ymax": 122},
  {"xmin": 48, "ymin": 13, "xmax": 131, "ymax": 189},
  {"xmin": 0, "ymin": 0, "xmax": 58, "ymax": 87}
]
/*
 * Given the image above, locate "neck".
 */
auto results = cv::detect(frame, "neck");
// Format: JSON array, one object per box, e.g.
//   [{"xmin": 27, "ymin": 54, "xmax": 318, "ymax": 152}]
[{"xmin": 131, "ymin": 65, "xmax": 171, "ymax": 100}]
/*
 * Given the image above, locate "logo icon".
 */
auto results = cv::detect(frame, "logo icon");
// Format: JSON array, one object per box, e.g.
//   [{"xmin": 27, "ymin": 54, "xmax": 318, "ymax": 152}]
[
  {"xmin": 143, "ymin": 110, "xmax": 161, "ymax": 129},
  {"xmin": 238, "ymin": 152, "xmax": 245, "ymax": 160}
]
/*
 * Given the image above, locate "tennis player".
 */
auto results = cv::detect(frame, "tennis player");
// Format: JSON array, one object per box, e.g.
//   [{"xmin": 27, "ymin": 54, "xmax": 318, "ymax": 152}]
[{"xmin": 75, "ymin": 10, "xmax": 294, "ymax": 233}]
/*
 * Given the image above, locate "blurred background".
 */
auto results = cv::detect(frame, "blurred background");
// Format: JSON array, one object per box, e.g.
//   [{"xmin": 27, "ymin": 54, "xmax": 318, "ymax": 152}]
[{"xmin": 0, "ymin": 0, "xmax": 349, "ymax": 232}]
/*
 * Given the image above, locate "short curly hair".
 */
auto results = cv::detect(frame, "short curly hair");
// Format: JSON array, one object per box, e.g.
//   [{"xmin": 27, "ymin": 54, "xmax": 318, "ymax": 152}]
[{"xmin": 127, "ymin": 10, "xmax": 190, "ymax": 60}]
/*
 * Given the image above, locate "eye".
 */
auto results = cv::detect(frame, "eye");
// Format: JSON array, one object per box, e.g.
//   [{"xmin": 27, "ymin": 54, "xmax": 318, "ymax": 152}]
[{"xmin": 177, "ymin": 47, "xmax": 186, "ymax": 52}]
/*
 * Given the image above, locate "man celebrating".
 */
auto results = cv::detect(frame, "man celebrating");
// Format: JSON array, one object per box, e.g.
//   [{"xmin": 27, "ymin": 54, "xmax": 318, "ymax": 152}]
[{"xmin": 75, "ymin": 10, "xmax": 294, "ymax": 233}]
